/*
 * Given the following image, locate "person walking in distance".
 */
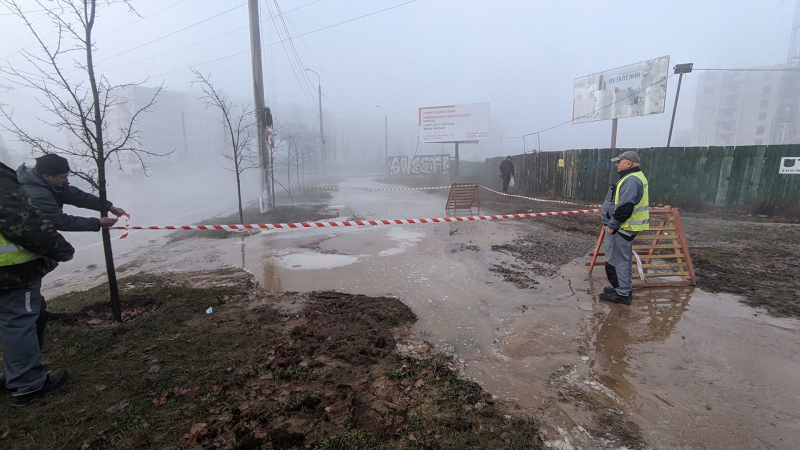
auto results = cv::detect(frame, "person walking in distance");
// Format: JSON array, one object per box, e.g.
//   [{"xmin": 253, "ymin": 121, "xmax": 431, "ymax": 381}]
[
  {"xmin": 0, "ymin": 161, "xmax": 75, "ymax": 406},
  {"xmin": 499, "ymin": 156, "xmax": 514, "ymax": 193},
  {"xmin": 599, "ymin": 151, "xmax": 649, "ymax": 305}
]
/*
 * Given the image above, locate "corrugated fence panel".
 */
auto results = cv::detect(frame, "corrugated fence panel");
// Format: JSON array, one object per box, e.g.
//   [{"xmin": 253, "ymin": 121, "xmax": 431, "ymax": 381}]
[{"xmin": 474, "ymin": 145, "xmax": 800, "ymax": 216}]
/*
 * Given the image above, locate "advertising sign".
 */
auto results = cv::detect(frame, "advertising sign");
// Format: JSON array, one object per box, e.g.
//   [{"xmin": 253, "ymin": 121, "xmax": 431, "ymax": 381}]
[
  {"xmin": 419, "ymin": 103, "xmax": 490, "ymax": 143},
  {"xmin": 573, "ymin": 56, "xmax": 670, "ymax": 123}
]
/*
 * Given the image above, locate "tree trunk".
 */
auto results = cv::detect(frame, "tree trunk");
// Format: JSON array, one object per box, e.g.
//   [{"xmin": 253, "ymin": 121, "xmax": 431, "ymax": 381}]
[
  {"xmin": 236, "ymin": 170, "xmax": 244, "ymax": 224},
  {"xmin": 85, "ymin": 0, "xmax": 121, "ymax": 322},
  {"xmin": 270, "ymin": 153, "xmax": 276, "ymax": 209},
  {"xmin": 287, "ymin": 145, "xmax": 291, "ymax": 193}
]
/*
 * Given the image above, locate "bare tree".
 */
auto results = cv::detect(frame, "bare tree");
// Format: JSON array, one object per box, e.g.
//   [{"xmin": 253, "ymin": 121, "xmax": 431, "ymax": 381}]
[
  {"xmin": 267, "ymin": 122, "xmax": 298, "ymax": 207},
  {"xmin": 0, "ymin": 0, "xmax": 165, "ymax": 322},
  {"xmin": 191, "ymin": 70, "xmax": 255, "ymax": 223}
]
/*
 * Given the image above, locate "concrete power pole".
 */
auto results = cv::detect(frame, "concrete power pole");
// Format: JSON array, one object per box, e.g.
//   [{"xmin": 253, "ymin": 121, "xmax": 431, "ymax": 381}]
[{"xmin": 248, "ymin": 0, "xmax": 272, "ymax": 212}]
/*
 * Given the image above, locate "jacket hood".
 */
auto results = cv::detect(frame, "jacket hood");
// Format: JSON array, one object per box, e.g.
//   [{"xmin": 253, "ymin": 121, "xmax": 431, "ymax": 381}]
[{"xmin": 16, "ymin": 163, "xmax": 50, "ymax": 189}]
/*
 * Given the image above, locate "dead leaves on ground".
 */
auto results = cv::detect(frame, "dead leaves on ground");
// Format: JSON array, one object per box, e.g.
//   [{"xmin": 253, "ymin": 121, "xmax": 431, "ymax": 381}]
[{"xmin": 104, "ymin": 400, "xmax": 129, "ymax": 414}]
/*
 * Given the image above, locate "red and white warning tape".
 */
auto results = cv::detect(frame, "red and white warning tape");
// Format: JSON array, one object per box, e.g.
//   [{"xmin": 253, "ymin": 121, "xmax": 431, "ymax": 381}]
[
  {"xmin": 289, "ymin": 184, "xmax": 450, "ymax": 191},
  {"xmin": 114, "ymin": 208, "xmax": 601, "ymax": 238},
  {"xmin": 479, "ymin": 185, "xmax": 601, "ymax": 207}
]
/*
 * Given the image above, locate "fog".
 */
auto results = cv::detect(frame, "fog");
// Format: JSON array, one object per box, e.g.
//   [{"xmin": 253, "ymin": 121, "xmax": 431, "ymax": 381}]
[{"xmin": 1, "ymin": 0, "xmax": 795, "ymax": 167}]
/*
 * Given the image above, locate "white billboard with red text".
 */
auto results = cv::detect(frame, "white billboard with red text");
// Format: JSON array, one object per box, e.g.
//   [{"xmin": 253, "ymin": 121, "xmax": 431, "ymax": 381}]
[{"xmin": 419, "ymin": 103, "xmax": 490, "ymax": 143}]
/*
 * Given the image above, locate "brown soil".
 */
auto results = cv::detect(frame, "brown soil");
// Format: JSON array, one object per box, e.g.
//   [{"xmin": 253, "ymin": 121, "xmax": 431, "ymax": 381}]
[{"xmin": 0, "ymin": 270, "xmax": 542, "ymax": 449}]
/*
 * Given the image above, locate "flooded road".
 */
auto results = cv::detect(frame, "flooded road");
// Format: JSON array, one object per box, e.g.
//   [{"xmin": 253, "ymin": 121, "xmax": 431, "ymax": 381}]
[{"xmin": 45, "ymin": 176, "xmax": 800, "ymax": 449}]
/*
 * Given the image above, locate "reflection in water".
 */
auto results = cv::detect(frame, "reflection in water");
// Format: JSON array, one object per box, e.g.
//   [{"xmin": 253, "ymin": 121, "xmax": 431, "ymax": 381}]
[
  {"xmin": 262, "ymin": 260, "xmax": 283, "ymax": 291},
  {"xmin": 587, "ymin": 281, "xmax": 693, "ymax": 406},
  {"xmin": 240, "ymin": 237, "xmax": 246, "ymax": 269}
]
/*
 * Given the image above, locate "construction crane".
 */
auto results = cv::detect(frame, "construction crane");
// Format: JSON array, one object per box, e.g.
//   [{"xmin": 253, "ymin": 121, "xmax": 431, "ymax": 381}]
[{"xmin": 770, "ymin": 0, "xmax": 800, "ymax": 144}]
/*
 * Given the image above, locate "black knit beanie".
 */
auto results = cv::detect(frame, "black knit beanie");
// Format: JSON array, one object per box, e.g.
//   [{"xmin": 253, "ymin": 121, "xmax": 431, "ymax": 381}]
[{"xmin": 35, "ymin": 154, "xmax": 71, "ymax": 176}]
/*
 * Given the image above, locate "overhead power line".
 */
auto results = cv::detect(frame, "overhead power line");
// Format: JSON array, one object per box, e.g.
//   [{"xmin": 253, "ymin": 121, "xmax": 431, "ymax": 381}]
[
  {"xmin": 147, "ymin": 0, "xmax": 421, "ymax": 79},
  {"xmin": 94, "ymin": 3, "xmax": 247, "ymax": 65},
  {"xmin": 95, "ymin": 0, "xmax": 322, "ymax": 75}
]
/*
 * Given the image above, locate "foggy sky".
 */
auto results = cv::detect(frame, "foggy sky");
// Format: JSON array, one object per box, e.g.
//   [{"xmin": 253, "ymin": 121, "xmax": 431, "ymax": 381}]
[{"xmin": 1, "ymin": 0, "xmax": 796, "ymax": 161}]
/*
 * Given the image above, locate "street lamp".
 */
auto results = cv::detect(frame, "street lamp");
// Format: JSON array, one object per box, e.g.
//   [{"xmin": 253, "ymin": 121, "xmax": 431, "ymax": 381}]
[
  {"xmin": 305, "ymin": 68, "xmax": 324, "ymax": 174},
  {"xmin": 376, "ymin": 105, "xmax": 387, "ymax": 170},
  {"xmin": 667, "ymin": 63, "xmax": 693, "ymax": 147}
]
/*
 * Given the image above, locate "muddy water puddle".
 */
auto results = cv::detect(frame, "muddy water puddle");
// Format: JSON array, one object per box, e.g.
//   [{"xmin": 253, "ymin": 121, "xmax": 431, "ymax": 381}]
[{"xmin": 47, "ymin": 177, "xmax": 800, "ymax": 449}]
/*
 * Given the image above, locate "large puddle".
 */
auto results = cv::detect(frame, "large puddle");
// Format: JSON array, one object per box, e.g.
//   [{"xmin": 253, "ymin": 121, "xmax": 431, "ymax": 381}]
[{"xmin": 45, "ymin": 177, "xmax": 800, "ymax": 449}]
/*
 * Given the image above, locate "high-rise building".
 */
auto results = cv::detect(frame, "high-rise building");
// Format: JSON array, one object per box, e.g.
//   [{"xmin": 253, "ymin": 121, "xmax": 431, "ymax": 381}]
[{"xmin": 687, "ymin": 65, "xmax": 787, "ymax": 147}]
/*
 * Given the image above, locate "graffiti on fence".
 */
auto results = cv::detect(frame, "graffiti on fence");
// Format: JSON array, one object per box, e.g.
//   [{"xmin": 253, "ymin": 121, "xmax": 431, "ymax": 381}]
[{"xmin": 389, "ymin": 154, "xmax": 450, "ymax": 175}]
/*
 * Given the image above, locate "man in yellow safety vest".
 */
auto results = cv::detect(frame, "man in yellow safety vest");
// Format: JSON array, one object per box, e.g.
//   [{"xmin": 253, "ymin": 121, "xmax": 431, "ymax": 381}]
[
  {"xmin": 0, "ymin": 161, "xmax": 75, "ymax": 406},
  {"xmin": 599, "ymin": 151, "xmax": 649, "ymax": 305}
]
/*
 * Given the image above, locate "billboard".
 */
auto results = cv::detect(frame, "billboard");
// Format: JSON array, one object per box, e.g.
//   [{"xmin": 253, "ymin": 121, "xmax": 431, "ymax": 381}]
[
  {"xmin": 419, "ymin": 102, "xmax": 490, "ymax": 143},
  {"xmin": 572, "ymin": 56, "xmax": 670, "ymax": 124}
]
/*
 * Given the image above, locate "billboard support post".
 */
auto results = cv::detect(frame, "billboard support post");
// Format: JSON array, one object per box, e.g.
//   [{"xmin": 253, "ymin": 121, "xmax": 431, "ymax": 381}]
[
  {"xmin": 454, "ymin": 142, "xmax": 459, "ymax": 177},
  {"xmin": 611, "ymin": 118, "xmax": 618, "ymax": 148},
  {"xmin": 667, "ymin": 63, "xmax": 693, "ymax": 148}
]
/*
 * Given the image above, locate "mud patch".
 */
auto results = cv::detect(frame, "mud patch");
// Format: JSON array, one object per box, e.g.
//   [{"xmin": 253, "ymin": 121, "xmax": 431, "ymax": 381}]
[
  {"xmin": 489, "ymin": 262, "xmax": 539, "ymax": 289},
  {"xmin": 491, "ymin": 234, "xmax": 593, "ymax": 277},
  {"xmin": 544, "ymin": 365, "xmax": 649, "ymax": 450},
  {"xmin": 452, "ymin": 243, "xmax": 481, "ymax": 253}
]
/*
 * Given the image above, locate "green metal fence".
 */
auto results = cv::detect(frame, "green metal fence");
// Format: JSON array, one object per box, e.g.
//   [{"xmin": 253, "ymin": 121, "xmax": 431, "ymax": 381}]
[{"xmin": 482, "ymin": 145, "xmax": 800, "ymax": 216}]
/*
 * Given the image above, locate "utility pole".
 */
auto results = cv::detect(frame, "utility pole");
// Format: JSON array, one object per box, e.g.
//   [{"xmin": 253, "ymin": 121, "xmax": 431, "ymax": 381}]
[
  {"xmin": 248, "ymin": 0, "xmax": 272, "ymax": 212},
  {"xmin": 305, "ymin": 68, "xmax": 324, "ymax": 178},
  {"xmin": 376, "ymin": 105, "xmax": 387, "ymax": 171},
  {"xmin": 667, "ymin": 63, "xmax": 693, "ymax": 147}
]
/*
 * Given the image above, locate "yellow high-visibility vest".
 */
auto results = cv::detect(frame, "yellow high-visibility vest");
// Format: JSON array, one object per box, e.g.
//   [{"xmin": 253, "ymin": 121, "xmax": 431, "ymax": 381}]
[
  {"xmin": 0, "ymin": 232, "xmax": 41, "ymax": 267},
  {"xmin": 614, "ymin": 171, "xmax": 650, "ymax": 232}
]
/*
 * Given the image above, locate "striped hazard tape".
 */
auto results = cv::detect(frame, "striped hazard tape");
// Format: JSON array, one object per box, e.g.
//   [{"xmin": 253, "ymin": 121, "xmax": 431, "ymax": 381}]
[
  {"xmin": 290, "ymin": 183, "xmax": 450, "ymax": 191},
  {"xmin": 292, "ymin": 182, "xmax": 596, "ymax": 207},
  {"xmin": 113, "ymin": 208, "xmax": 602, "ymax": 238},
  {"xmin": 479, "ymin": 185, "xmax": 602, "ymax": 207}
]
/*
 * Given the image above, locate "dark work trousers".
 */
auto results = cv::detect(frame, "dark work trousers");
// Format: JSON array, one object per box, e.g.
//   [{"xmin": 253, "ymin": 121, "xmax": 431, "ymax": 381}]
[
  {"xmin": 501, "ymin": 174, "xmax": 511, "ymax": 193},
  {"xmin": 604, "ymin": 231, "xmax": 635, "ymax": 296},
  {"xmin": 0, "ymin": 280, "xmax": 49, "ymax": 394}
]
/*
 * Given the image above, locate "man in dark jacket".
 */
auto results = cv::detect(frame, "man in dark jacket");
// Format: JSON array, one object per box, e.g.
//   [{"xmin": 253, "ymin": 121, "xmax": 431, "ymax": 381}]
[
  {"xmin": 0, "ymin": 161, "xmax": 74, "ymax": 406},
  {"xmin": 17, "ymin": 154, "xmax": 126, "ymax": 231},
  {"xmin": 499, "ymin": 156, "xmax": 514, "ymax": 193}
]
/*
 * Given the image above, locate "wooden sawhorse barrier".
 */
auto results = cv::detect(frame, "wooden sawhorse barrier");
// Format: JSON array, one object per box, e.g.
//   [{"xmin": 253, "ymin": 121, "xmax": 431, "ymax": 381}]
[
  {"xmin": 587, "ymin": 207, "xmax": 696, "ymax": 287},
  {"xmin": 446, "ymin": 183, "xmax": 480, "ymax": 216}
]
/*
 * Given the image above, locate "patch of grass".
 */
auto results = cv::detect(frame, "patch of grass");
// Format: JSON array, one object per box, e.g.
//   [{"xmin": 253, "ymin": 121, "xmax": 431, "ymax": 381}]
[
  {"xmin": 315, "ymin": 428, "xmax": 385, "ymax": 450},
  {"xmin": 167, "ymin": 200, "xmax": 337, "ymax": 243},
  {"xmin": 274, "ymin": 363, "xmax": 318, "ymax": 382}
]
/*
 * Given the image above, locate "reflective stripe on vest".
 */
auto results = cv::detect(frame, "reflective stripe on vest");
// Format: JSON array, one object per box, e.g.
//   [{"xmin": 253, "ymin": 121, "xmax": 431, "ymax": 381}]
[
  {"xmin": 0, "ymin": 232, "xmax": 41, "ymax": 267},
  {"xmin": 614, "ymin": 171, "xmax": 650, "ymax": 232}
]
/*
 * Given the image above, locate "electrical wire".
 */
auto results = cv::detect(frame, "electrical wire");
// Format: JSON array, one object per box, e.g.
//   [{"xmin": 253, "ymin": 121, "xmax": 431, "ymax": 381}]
[
  {"xmin": 94, "ymin": 3, "xmax": 247, "ymax": 65},
  {"xmin": 145, "ymin": 0, "xmax": 422, "ymax": 79},
  {"xmin": 264, "ymin": 0, "xmax": 317, "ymax": 110},
  {"xmin": 94, "ymin": 0, "xmax": 323, "ymax": 75}
]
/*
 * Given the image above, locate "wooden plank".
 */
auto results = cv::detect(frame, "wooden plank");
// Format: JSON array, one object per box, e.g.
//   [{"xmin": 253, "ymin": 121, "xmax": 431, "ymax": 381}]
[
  {"xmin": 632, "ymin": 280, "xmax": 695, "ymax": 287},
  {"xmin": 641, "ymin": 271, "xmax": 690, "ymax": 278},
  {"xmin": 589, "ymin": 253, "xmax": 686, "ymax": 259},
  {"xmin": 638, "ymin": 262, "xmax": 686, "ymax": 269},
  {"xmin": 632, "ymin": 244, "xmax": 683, "ymax": 250}
]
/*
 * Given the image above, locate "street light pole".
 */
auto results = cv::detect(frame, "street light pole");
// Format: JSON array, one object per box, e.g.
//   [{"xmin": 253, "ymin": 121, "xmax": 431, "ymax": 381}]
[
  {"xmin": 667, "ymin": 63, "xmax": 693, "ymax": 148},
  {"xmin": 305, "ymin": 68, "xmax": 324, "ymax": 176},
  {"xmin": 376, "ymin": 105, "xmax": 387, "ymax": 171}
]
